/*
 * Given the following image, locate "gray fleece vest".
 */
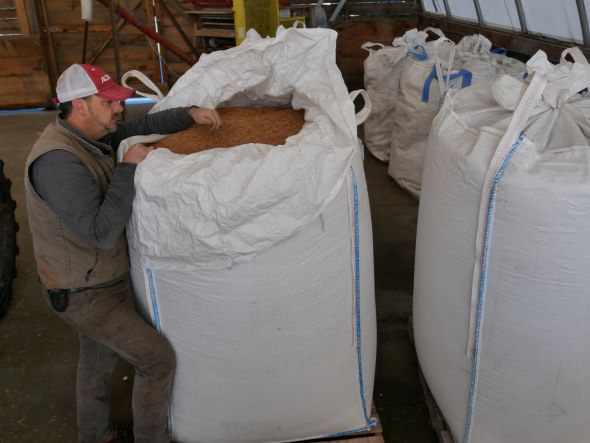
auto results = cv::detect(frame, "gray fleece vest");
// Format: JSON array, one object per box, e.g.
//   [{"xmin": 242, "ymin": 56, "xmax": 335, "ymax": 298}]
[{"xmin": 24, "ymin": 120, "xmax": 129, "ymax": 289}]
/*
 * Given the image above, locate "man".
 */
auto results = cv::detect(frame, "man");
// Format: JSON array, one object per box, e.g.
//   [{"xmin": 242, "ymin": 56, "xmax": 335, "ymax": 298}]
[{"xmin": 24, "ymin": 63, "xmax": 221, "ymax": 443}]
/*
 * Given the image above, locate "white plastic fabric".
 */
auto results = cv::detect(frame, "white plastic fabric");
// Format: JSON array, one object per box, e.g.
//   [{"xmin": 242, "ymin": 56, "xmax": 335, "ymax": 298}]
[
  {"xmin": 119, "ymin": 27, "xmax": 377, "ymax": 443},
  {"xmin": 361, "ymin": 28, "xmax": 429, "ymax": 162},
  {"xmin": 414, "ymin": 49, "xmax": 590, "ymax": 443},
  {"xmin": 388, "ymin": 33, "xmax": 526, "ymax": 197},
  {"xmin": 121, "ymin": 27, "xmax": 369, "ymax": 271}
]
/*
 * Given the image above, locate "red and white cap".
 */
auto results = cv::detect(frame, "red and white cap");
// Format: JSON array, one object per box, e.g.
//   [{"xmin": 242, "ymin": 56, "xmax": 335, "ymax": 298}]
[{"xmin": 55, "ymin": 64, "xmax": 135, "ymax": 103}]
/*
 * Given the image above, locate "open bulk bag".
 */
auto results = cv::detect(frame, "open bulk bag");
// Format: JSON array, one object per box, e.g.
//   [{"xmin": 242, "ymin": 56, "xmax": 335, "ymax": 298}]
[
  {"xmin": 362, "ymin": 28, "xmax": 429, "ymax": 162},
  {"xmin": 413, "ymin": 49, "xmax": 590, "ymax": 443},
  {"xmin": 388, "ymin": 33, "xmax": 526, "ymax": 197},
  {"xmin": 119, "ymin": 27, "xmax": 377, "ymax": 443}
]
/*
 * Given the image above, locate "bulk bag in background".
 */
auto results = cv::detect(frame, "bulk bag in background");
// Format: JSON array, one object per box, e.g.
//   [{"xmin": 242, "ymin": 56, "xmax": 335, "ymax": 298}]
[
  {"xmin": 388, "ymin": 30, "xmax": 461, "ymax": 197},
  {"xmin": 456, "ymin": 33, "xmax": 525, "ymax": 80},
  {"xmin": 119, "ymin": 27, "xmax": 377, "ymax": 443},
  {"xmin": 362, "ymin": 28, "xmax": 429, "ymax": 162},
  {"xmin": 414, "ymin": 49, "xmax": 590, "ymax": 443},
  {"xmin": 388, "ymin": 33, "xmax": 526, "ymax": 197}
]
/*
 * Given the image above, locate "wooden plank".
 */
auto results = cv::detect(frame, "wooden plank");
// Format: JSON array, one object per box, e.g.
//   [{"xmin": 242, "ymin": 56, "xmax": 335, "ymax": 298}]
[
  {"xmin": 0, "ymin": 56, "xmax": 46, "ymax": 75},
  {"xmin": 88, "ymin": 0, "xmax": 143, "ymax": 64},
  {"xmin": 47, "ymin": 24, "xmax": 115, "ymax": 33},
  {"xmin": 0, "ymin": 35, "xmax": 44, "ymax": 57},
  {"xmin": 0, "ymin": 73, "xmax": 51, "ymax": 95},
  {"xmin": 47, "ymin": 9, "xmax": 113, "ymax": 24},
  {"xmin": 0, "ymin": 94, "xmax": 51, "ymax": 108},
  {"xmin": 14, "ymin": 0, "xmax": 30, "ymax": 36},
  {"xmin": 38, "ymin": 0, "xmax": 58, "ymax": 88},
  {"xmin": 194, "ymin": 27, "xmax": 235, "ymax": 38}
]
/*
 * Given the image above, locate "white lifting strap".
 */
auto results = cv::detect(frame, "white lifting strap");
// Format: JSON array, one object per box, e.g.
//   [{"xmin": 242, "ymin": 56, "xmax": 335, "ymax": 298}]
[{"xmin": 121, "ymin": 70, "xmax": 165, "ymax": 101}]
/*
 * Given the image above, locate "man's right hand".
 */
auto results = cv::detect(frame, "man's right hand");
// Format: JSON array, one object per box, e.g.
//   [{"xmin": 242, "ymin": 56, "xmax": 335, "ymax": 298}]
[{"xmin": 122, "ymin": 143, "xmax": 154, "ymax": 164}]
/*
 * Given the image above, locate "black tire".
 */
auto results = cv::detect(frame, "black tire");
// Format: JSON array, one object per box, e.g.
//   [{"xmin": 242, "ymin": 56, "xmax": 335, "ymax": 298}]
[{"xmin": 0, "ymin": 159, "xmax": 18, "ymax": 318}]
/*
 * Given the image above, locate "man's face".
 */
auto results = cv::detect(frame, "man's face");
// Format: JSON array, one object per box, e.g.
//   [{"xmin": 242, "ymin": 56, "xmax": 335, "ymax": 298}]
[{"xmin": 85, "ymin": 95, "xmax": 123, "ymax": 137}]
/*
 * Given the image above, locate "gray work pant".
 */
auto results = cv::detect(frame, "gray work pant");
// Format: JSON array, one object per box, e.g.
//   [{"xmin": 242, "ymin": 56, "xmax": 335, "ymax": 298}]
[{"xmin": 47, "ymin": 277, "xmax": 175, "ymax": 443}]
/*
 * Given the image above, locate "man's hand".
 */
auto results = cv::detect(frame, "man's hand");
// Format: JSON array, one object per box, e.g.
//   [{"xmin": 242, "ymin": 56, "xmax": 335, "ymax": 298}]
[
  {"xmin": 122, "ymin": 143, "xmax": 154, "ymax": 164},
  {"xmin": 189, "ymin": 107, "xmax": 222, "ymax": 131}
]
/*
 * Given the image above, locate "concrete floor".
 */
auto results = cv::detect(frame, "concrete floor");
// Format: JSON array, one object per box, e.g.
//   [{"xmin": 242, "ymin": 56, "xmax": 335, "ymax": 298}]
[{"xmin": 0, "ymin": 105, "xmax": 436, "ymax": 443}]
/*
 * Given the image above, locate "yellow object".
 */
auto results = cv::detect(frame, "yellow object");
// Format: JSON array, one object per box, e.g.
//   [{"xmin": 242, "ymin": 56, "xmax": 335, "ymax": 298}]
[{"xmin": 233, "ymin": 0, "xmax": 305, "ymax": 45}]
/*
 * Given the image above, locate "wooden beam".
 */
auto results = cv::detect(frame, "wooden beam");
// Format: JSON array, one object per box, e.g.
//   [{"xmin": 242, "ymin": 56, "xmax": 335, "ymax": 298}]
[
  {"xmin": 38, "ymin": 0, "xmax": 58, "ymax": 89},
  {"xmin": 88, "ymin": 0, "xmax": 142, "ymax": 65},
  {"xmin": 108, "ymin": 0, "xmax": 122, "ymax": 82},
  {"xmin": 158, "ymin": 0, "xmax": 200, "ymax": 59},
  {"xmin": 47, "ymin": 24, "xmax": 113, "ymax": 33},
  {"xmin": 14, "ymin": 0, "xmax": 30, "ymax": 36}
]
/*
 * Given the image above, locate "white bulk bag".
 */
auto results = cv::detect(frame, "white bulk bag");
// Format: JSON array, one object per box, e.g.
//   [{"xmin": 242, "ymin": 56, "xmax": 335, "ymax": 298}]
[
  {"xmin": 362, "ymin": 28, "xmax": 428, "ymax": 162},
  {"xmin": 119, "ymin": 27, "xmax": 377, "ymax": 443},
  {"xmin": 388, "ymin": 33, "xmax": 526, "ymax": 197},
  {"xmin": 457, "ymin": 34, "xmax": 525, "ymax": 80},
  {"xmin": 388, "ymin": 32, "xmax": 461, "ymax": 197},
  {"xmin": 414, "ymin": 49, "xmax": 590, "ymax": 443}
]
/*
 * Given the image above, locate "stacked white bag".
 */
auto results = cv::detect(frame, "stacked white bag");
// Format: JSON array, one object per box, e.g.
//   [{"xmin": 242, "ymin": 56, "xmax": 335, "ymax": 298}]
[
  {"xmin": 362, "ymin": 28, "xmax": 429, "ymax": 162},
  {"xmin": 414, "ymin": 48, "xmax": 590, "ymax": 443},
  {"xmin": 119, "ymin": 27, "xmax": 377, "ymax": 443},
  {"xmin": 388, "ymin": 31, "xmax": 526, "ymax": 197}
]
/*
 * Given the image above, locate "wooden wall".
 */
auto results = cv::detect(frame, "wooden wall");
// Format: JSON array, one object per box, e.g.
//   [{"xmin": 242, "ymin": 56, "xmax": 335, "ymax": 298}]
[
  {"xmin": 0, "ymin": 0, "xmax": 198, "ymax": 109},
  {"xmin": 0, "ymin": 0, "xmax": 419, "ymax": 109},
  {"xmin": 0, "ymin": 36, "xmax": 51, "ymax": 108}
]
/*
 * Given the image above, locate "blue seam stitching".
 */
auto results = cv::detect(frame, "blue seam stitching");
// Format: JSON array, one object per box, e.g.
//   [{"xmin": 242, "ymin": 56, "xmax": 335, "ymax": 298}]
[
  {"xmin": 145, "ymin": 268, "xmax": 171, "ymax": 431},
  {"xmin": 463, "ymin": 131, "xmax": 525, "ymax": 443},
  {"xmin": 351, "ymin": 166, "xmax": 370, "ymax": 423},
  {"xmin": 320, "ymin": 170, "xmax": 379, "ymax": 440},
  {"xmin": 146, "ymin": 268, "xmax": 161, "ymax": 332}
]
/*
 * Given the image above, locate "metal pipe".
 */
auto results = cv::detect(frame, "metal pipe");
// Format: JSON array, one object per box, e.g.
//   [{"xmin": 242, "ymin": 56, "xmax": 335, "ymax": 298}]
[
  {"xmin": 329, "ymin": 0, "xmax": 349, "ymax": 22},
  {"xmin": 514, "ymin": 0, "xmax": 528, "ymax": 33},
  {"xmin": 472, "ymin": 0, "xmax": 483, "ymax": 25},
  {"xmin": 95, "ymin": 0, "xmax": 193, "ymax": 65},
  {"xmin": 576, "ymin": 0, "xmax": 590, "ymax": 46}
]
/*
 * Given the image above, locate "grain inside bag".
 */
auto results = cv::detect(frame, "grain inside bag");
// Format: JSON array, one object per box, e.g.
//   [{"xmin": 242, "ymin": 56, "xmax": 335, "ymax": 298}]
[{"xmin": 152, "ymin": 107, "xmax": 305, "ymax": 154}]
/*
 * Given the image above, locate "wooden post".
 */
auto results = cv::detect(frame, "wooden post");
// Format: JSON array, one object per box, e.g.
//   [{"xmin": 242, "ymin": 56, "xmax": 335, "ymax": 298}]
[
  {"xmin": 108, "ymin": 0, "xmax": 123, "ymax": 82},
  {"xmin": 14, "ymin": 0, "xmax": 30, "ymax": 36},
  {"xmin": 88, "ymin": 0, "xmax": 143, "ymax": 65},
  {"xmin": 82, "ymin": 21, "xmax": 89, "ymax": 63},
  {"xmin": 158, "ymin": 0, "xmax": 199, "ymax": 60},
  {"xmin": 38, "ymin": 0, "xmax": 59, "ymax": 90}
]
